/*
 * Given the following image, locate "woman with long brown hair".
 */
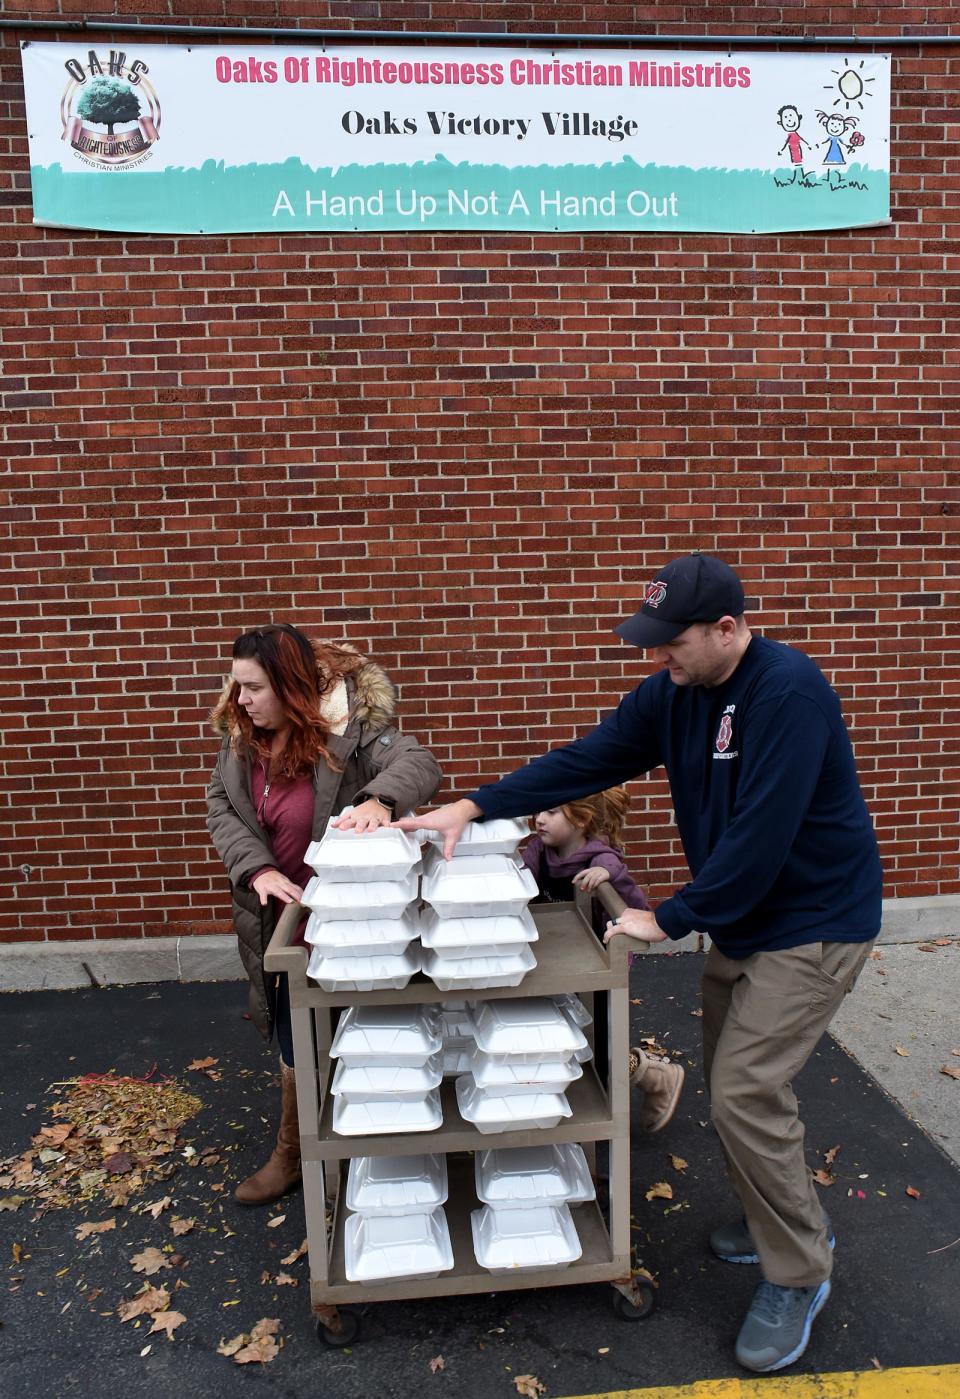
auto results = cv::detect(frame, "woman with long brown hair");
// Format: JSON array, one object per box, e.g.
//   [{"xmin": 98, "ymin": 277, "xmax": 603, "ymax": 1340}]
[{"xmin": 207, "ymin": 623, "xmax": 441, "ymax": 1205}]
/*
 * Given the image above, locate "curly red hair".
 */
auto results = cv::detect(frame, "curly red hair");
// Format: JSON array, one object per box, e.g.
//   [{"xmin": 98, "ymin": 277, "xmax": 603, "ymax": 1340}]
[{"xmin": 529, "ymin": 787, "xmax": 631, "ymax": 848}]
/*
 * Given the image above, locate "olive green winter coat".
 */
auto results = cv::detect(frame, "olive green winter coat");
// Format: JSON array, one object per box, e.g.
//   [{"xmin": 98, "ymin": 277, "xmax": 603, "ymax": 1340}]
[{"xmin": 206, "ymin": 658, "xmax": 441, "ymax": 1036}]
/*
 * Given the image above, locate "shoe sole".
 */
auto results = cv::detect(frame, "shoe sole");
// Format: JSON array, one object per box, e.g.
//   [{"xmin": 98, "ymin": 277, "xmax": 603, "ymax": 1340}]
[
  {"xmin": 738, "ymin": 1279, "xmax": 831, "ymax": 1373},
  {"xmin": 713, "ymin": 1232, "xmax": 835, "ymax": 1266}
]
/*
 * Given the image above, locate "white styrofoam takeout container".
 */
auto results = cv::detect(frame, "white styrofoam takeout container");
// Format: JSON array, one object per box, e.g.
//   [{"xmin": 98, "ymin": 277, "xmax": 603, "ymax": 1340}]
[
  {"xmin": 471, "ymin": 1202, "xmax": 582, "ymax": 1272},
  {"xmin": 474, "ymin": 1143, "xmax": 596, "ymax": 1209},
  {"xmin": 306, "ymin": 944, "xmax": 421, "ymax": 992},
  {"xmin": 333, "ymin": 1089, "xmax": 442, "ymax": 1136},
  {"xmin": 468, "ymin": 1050, "xmax": 583, "ymax": 1096},
  {"xmin": 422, "ymin": 816, "xmax": 531, "ymax": 858},
  {"xmin": 344, "ymin": 1206, "xmax": 454, "ymax": 1282},
  {"xmin": 454, "ymin": 1076, "xmax": 572, "ymax": 1134},
  {"xmin": 469, "ymin": 997, "xmax": 588, "ymax": 1062},
  {"xmin": 420, "ymin": 852, "xmax": 538, "ymax": 919},
  {"xmin": 331, "ymin": 1054, "xmax": 443, "ymax": 1103},
  {"xmin": 330, "ymin": 1004, "xmax": 442, "ymax": 1066},
  {"xmin": 441, "ymin": 1047, "xmax": 474, "ymax": 1078},
  {"xmin": 304, "ymin": 813, "xmax": 422, "ymax": 882},
  {"xmin": 422, "ymin": 944, "xmax": 536, "ymax": 992},
  {"xmin": 345, "ymin": 1153, "xmax": 449, "ymax": 1217},
  {"xmin": 301, "ymin": 871, "xmax": 418, "ymax": 921},
  {"xmin": 304, "ymin": 909, "xmax": 420, "ymax": 957},
  {"xmin": 419, "ymin": 907, "xmax": 539, "ymax": 952},
  {"xmin": 553, "ymin": 993, "xmax": 593, "ymax": 1028}
]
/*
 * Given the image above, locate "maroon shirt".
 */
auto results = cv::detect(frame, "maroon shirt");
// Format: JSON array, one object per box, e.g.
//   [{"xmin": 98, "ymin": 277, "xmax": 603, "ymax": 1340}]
[{"xmin": 249, "ymin": 760, "xmax": 315, "ymax": 945}]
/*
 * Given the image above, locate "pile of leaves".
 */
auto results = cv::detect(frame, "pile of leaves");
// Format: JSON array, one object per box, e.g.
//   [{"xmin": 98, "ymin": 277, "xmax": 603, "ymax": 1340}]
[{"xmin": 0, "ymin": 1069, "xmax": 203, "ymax": 1212}]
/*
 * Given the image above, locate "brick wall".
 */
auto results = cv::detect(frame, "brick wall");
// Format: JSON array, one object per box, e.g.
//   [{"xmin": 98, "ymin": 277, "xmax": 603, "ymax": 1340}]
[{"xmin": 1, "ymin": 3, "xmax": 958, "ymax": 946}]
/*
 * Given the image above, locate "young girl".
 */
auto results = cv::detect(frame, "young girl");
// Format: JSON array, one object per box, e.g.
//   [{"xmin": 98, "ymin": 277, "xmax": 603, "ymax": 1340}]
[{"xmin": 521, "ymin": 788, "xmax": 684, "ymax": 1133}]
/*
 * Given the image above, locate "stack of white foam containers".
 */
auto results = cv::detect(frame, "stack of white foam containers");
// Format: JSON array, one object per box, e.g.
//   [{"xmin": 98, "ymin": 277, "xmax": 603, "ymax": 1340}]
[
  {"xmin": 419, "ymin": 818, "xmax": 539, "ymax": 992},
  {"xmin": 342, "ymin": 1152, "xmax": 454, "ymax": 1283},
  {"xmin": 301, "ymin": 812, "xmax": 423, "ymax": 992},
  {"xmin": 328, "ymin": 1002, "xmax": 445, "ymax": 1137},
  {"xmin": 471, "ymin": 1143, "xmax": 595, "ymax": 1271},
  {"xmin": 455, "ymin": 996, "xmax": 588, "ymax": 1134}
]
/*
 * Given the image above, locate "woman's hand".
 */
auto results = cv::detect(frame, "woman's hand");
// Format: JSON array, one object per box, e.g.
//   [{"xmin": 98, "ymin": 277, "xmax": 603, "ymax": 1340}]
[
  {"xmin": 572, "ymin": 866, "xmax": 611, "ymax": 893},
  {"xmin": 333, "ymin": 799, "xmax": 394, "ymax": 834},
  {"xmin": 603, "ymin": 908, "xmax": 668, "ymax": 945},
  {"xmin": 251, "ymin": 869, "xmax": 303, "ymax": 907},
  {"xmin": 394, "ymin": 799, "xmax": 483, "ymax": 859}
]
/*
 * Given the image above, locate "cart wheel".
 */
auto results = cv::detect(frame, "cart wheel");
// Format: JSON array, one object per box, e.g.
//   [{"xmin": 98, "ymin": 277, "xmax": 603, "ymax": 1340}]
[
  {"xmin": 316, "ymin": 1307, "xmax": 361, "ymax": 1347},
  {"xmin": 613, "ymin": 1280, "xmax": 656, "ymax": 1320}
]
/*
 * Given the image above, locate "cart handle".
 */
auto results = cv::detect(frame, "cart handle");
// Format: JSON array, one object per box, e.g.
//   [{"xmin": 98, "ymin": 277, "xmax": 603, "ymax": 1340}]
[
  {"xmin": 263, "ymin": 900, "xmax": 309, "ymax": 977},
  {"xmin": 589, "ymin": 881, "xmax": 649, "ymax": 954}
]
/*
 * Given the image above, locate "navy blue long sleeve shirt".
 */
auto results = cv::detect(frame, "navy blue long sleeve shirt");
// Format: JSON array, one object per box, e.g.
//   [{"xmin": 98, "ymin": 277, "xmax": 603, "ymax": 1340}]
[{"xmin": 467, "ymin": 636, "xmax": 882, "ymax": 958}]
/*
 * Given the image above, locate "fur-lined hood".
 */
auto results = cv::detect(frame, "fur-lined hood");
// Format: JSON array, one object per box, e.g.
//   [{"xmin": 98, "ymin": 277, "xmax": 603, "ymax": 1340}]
[{"xmin": 210, "ymin": 648, "xmax": 397, "ymax": 740}]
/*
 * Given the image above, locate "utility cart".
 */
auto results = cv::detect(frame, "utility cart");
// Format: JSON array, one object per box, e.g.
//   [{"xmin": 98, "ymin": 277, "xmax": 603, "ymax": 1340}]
[{"xmin": 264, "ymin": 884, "xmax": 653, "ymax": 1345}]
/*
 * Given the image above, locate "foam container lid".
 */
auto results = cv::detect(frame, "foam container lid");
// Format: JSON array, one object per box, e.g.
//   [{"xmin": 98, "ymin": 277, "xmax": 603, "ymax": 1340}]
[
  {"xmin": 469, "ymin": 997, "xmax": 588, "ymax": 1058},
  {"xmin": 333, "ymin": 1090, "xmax": 442, "ymax": 1136},
  {"xmin": 471, "ymin": 1202, "xmax": 582, "ymax": 1272},
  {"xmin": 331, "ymin": 1054, "xmax": 443, "ymax": 1099},
  {"xmin": 441, "ymin": 1047, "xmax": 474, "ymax": 1078},
  {"xmin": 422, "ymin": 944, "xmax": 536, "ymax": 991},
  {"xmin": 421, "ymin": 852, "xmax": 538, "ymax": 919},
  {"xmin": 345, "ymin": 1153, "xmax": 448, "ymax": 1216},
  {"xmin": 553, "ymin": 993, "xmax": 593, "ymax": 1028},
  {"xmin": 419, "ymin": 907, "xmax": 539, "ymax": 951},
  {"xmin": 474, "ymin": 1143, "xmax": 596, "ymax": 1208},
  {"xmin": 301, "ymin": 871, "xmax": 418, "ymax": 921},
  {"xmin": 330, "ymin": 1004, "xmax": 442, "ymax": 1065},
  {"xmin": 440, "ymin": 1006, "xmax": 476, "ymax": 1040},
  {"xmin": 304, "ymin": 909, "xmax": 420, "ymax": 956},
  {"xmin": 423, "ymin": 817, "xmax": 531, "ymax": 858},
  {"xmin": 468, "ymin": 1050, "xmax": 583, "ymax": 1096},
  {"xmin": 304, "ymin": 813, "xmax": 422, "ymax": 882},
  {"xmin": 344, "ymin": 1206, "xmax": 454, "ymax": 1282},
  {"xmin": 306, "ymin": 944, "xmax": 421, "ymax": 992},
  {"xmin": 455, "ymin": 1075, "xmax": 572, "ymax": 1133}
]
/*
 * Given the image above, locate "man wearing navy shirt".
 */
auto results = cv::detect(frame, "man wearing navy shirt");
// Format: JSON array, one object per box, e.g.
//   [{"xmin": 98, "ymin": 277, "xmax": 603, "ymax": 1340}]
[{"xmin": 400, "ymin": 554, "xmax": 882, "ymax": 1374}]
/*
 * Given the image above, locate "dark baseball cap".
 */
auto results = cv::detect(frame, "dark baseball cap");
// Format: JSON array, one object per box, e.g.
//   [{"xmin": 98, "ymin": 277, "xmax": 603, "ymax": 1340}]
[{"xmin": 615, "ymin": 554, "xmax": 746, "ymax": 648}]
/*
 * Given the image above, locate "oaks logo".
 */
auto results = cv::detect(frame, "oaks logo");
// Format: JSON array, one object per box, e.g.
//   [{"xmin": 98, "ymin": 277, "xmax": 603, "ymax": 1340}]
[
  {"xmin": 59, "ymin": 49, "xmax": 160, "ymax": 169},
  {"xmin": 643, "ymin": 581, "xmax": 667, "ymax": 609}
]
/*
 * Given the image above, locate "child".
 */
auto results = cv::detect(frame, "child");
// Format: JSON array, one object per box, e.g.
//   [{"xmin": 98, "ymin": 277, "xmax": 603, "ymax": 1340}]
[{"xmin": 521, "ymin": 788, "xmax": 684, "ymax": 1133}]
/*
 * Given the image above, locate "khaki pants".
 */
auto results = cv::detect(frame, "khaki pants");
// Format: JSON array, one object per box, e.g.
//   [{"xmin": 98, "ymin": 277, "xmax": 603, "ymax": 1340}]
[{"xmin": 702, "ymin": 938, "xmax": 875, "ymax": 1288}]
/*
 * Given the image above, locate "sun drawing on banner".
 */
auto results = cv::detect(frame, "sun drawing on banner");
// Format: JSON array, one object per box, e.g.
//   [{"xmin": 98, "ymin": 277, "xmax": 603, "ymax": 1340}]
[{"xmin": 825, "ymin": 57, "xmax": 875, "ymax": 112}]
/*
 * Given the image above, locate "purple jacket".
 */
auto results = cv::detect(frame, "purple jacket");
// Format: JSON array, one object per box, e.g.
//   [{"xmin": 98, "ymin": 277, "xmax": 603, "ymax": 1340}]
[{"xmin": 521, "ymin": 836, "xmax": 651, "ymax": 935}]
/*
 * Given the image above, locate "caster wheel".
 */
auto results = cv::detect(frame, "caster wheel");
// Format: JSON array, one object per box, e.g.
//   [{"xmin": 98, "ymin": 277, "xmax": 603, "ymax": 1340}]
[
  {"xmin": 316, "ymin": 1307, "xmax": 361, "ymax": 1346},
  {"xmin": 613, "ymin": 1280, "xmax": 656, "ymax": 1320}
]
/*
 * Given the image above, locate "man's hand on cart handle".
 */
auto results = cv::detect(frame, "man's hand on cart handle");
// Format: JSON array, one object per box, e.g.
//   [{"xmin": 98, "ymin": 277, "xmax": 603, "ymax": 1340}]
[
  {"xmin": 394, "ymin": 799, "xmax": 484, "ymax": 859},
  {"xmin": 251, "ymin": 869, "xmax": 303, "ymax": 907},
  {"xmin": 603, "ymin": 908, "xmax": 669, "ymax": 945}
]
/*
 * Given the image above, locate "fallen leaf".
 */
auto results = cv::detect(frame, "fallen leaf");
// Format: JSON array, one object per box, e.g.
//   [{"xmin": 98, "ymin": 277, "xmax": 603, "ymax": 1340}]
[
  {"xmin": 917, "ymin": 944, "xmax": 939, "ymax": 953},
  {"xmin": 118, "ymin": 1286, "xmax": 171, "ymax": 1322},
  {"xmin": 906, "ymin": 1186, "xmax": 921, "ymax": 1199},
  {"xmin": 231, "ymin": 1317, "xmax": 281, "ymax": 1365},
  {"xmin": 940, "ymin": 1065, "xmax": 960, "ymax": 1081},
  {"xmin": 145, "ymin": 1196, "xmax": 173, "ymax": 1219},
  {"xmin": 813, "ymin": 1169, "xmax": 836, "ymax": 1187},
  {"xmin": 824, "ymin": 1145, "xmax": 841, "ymax": 1166},
  {"xmin": 187, "ymin": 1057, "xmax": 219, "ymax": 1071},
  {"xmin": 280, "ymin": 1239, "xmax": 308, "ymax": 1265},
  {"xmin": 514, "ymin": 1377, "xmax": 547, "ymax": 1399},
  {"xmin": 429, "ymin": 1355, "xmax": 445, "ymax": 1373},
  {"xmin": 103, "ymin": 1152, "xmax": 134, "ymax": 1175},
  {"xmin": 266, "ymin": 1214, "xmax": 286, "ymax": 1229},
  {"xmin": 0, "ymin": 1197, "xmax": 26, "ymax": 1213},
  {"xmin": 274, "ymin": 1272, "xmax": 298, "ymax": 1287},
  {"xmin": 932, "ymin": 938, "xmax": 952, "ymax": 946},
  {"xmin": 670, "ymin": 1156, "xmax": 688, "ymax": 1172},
  {"xmin": 131, "ymin": 1247, "xmax": 172, "ymax": 1276},
  {"xmin": 39, "ymin": 1124, "xmax": 75, "ymax": 1145},
  {"xmin": 217, "ymin": 1334, "xmax": 246, "ymax": 1357},
  {"xmin": 894, "ymin": 1046, "xmax": 911, "ymax": 1057},
  {"xmin": 149, "ymin": 1309, "xmax": 187, "ymax": 1340},
  {"xmin": 75, "ymin": 1218, "xmax": 116, "ymax": 1241},
  {"xmin": 170, "ymin": 1217, "xmax": 197, "ymax": 1236},
  {"xmin": 12, "ymin": 1242, "xmax": 24, "ymax": 1263},
  {"xmin": 598, "ymin": 1346, "xmax": 610, "ymax": 1354},
  {"xmin": 140, "ymin": 1345, "xmax": 152, "ymax": 1357},
  {"xmin": 645, "ymin": 1181, "xmax": 674, "ymax": 1201}
]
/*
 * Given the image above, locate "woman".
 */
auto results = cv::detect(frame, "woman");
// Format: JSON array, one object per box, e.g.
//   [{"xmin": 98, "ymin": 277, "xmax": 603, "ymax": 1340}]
[{"xmin": 207, "ymin": 623, "xmax": 441, "ymax": 1205}]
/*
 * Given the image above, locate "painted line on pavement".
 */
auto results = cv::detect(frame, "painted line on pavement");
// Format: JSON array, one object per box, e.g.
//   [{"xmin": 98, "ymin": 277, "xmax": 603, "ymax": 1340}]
[{"xmin": 559, "ymin": 1364, "xmax": 960, "ymax": 1399}]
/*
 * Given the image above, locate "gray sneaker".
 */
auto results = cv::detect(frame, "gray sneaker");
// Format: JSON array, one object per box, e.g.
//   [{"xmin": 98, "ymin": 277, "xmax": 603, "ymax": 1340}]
[
  {"xmin": 710, "ymin": 1210, "xmax": 835, "ymax": 1265},
  {"xmin": 735, "ymin": 1278, "xmax": 831, "ymax": 1372}
]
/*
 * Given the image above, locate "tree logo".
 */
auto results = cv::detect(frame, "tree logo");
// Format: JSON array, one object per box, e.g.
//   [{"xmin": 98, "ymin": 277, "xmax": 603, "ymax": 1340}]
[{"xmin": 59, "ymin": 49, "xmax": 160, "ymax": 169}]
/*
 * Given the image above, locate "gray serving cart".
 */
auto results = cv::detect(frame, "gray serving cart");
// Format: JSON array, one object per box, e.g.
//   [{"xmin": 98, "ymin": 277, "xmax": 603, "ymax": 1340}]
[{"xmin": 264, "ymin": 884, "xmax": 653, "ymax": 1345}]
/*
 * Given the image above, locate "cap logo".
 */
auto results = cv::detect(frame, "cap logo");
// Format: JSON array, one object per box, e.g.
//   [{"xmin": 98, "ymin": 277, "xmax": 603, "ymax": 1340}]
[{"xmin": 643, "ymin": 581, "xmax": 667, "ymax": 610}]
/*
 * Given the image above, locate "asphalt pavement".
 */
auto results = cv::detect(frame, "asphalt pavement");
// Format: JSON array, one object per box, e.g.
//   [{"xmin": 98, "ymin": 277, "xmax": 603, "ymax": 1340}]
[{"xmin": 1, "ymin": 948, "xmax": 958, "ymax": 1399}]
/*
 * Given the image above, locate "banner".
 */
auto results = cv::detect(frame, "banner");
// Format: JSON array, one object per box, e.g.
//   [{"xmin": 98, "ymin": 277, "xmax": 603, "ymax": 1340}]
[{"xmin": 21, "ymin": 41, "xmax": 891, "ymax": 235}]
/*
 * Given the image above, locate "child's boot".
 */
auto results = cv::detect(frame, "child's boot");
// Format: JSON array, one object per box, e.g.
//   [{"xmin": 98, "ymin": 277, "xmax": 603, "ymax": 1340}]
[{"xmin": 629, "ymin": 1048, "xmax": 684, "ymax": 1132}]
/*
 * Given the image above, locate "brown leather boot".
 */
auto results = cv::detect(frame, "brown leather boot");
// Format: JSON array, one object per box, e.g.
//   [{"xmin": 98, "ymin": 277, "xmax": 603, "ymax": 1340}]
[
  {"xmin": 629, "ymin": 1048, "xmax": 685, "ymax": 1133},
  {"xmin": 234, "ymin": 1059, "xmax": 303, "ymax": 1206}
]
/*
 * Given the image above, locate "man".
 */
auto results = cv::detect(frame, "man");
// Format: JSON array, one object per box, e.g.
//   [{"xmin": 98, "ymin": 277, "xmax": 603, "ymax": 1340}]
[{"xmin": 400, "ymin": 554, "xmax": 882, "ymax": 1374}]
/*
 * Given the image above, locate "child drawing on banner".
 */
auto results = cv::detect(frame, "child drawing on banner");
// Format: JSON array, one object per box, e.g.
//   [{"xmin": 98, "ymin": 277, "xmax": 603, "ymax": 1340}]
[
  {"xmin": 775, "ymin": 104, "xmax": 813, "ymax": 186},
  {"xmin": 815, "ymin": 111, "xmax": 865, "ymax": 186},
  {"xmin": 521, "ymin": 788, "xmax": 684, "ymax": 1132}
]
